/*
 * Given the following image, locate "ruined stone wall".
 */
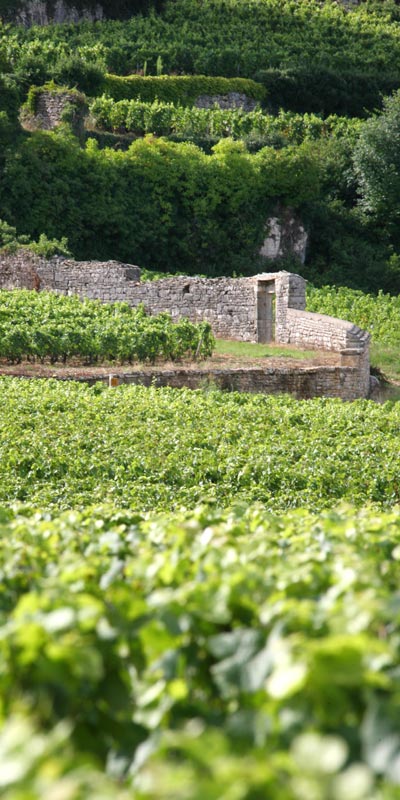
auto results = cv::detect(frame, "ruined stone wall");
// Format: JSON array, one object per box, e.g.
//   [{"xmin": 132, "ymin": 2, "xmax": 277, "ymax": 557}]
[
  {"xmin": 23, "ymin": 91, "xmax": 88, "ymax": 139},
  {"xmin": 0, "ymin": 251, "xmax": 140, "ymax": 296}
]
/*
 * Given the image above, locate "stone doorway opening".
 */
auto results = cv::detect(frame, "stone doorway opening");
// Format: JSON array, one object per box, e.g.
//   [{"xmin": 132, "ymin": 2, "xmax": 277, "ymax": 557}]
[{"xmin": 257, "ymin": 280, "xmax": 275, "ymax": 343}]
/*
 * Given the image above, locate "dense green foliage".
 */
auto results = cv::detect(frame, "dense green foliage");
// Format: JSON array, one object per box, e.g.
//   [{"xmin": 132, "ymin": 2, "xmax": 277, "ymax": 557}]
[
  {"xmin": 0, "ymin": 134, "xmax": 317, "ymax": 274},
  {"xmin": 0, "ymin": 290, "xmax": 214, "ymax": 363},
  {"xmin": 1, "ymin": 378, "xmax": 400, "ymax": 510},
  {"xmin": 0, "ymin": 218, "xmax": 71, "ymax": 256},
  {"xmin": 90, "ymin": 96, "xmax": 362, "ymax": 146},
  {"xmin": 2, "ymin": 2, "xmax": 400, "ymax": 289},
  {"xmin": 308, "ymin": 284, "xmax": 400, "ymax": 346},
  {"xmin": 102, "ymin": 74, "xmax": 265, "ymax": 104},
  {"xmin": 353, "ymin": 90, "xmax": 400, "ymax": 234},
  {"xmin": 1, "ymin": 502, "xmax": 400, "ymax": 797}
]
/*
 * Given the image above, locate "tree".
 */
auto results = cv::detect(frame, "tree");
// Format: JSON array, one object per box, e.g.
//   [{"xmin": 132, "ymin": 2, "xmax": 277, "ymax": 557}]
[{"xmin": 353, "ymin": 90, "xmax": 400, "ymax": 224}]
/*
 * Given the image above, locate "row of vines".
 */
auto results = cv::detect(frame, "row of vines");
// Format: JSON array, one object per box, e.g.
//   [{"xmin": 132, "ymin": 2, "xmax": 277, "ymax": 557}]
[
  {"xmin": 0, "ymin": 290, "xmax": 214, "ymax": 363},
  {"xmin": 89, "ymin": 96, "xmax": 362, "ymax": 145}
]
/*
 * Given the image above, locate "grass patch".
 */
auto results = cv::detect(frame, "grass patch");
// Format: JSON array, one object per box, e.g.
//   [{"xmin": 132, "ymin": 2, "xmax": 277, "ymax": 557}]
[
  {"xmin": 215, "ymin": 339, "xmax": 320, "ymax": 360},
  {"xmin": 370, "ymin": 343, "xmax": 400, "ymax": 383}
]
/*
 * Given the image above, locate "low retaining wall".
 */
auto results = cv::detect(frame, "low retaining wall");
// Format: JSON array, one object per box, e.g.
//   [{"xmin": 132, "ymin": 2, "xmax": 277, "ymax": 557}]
[
  {"xmin": 51, "ymin": 364, "xmax": 370, "ymax": 401},
  {"xmin": 194, "ymin": 93, "xmax": 258, "ymax": 111}
]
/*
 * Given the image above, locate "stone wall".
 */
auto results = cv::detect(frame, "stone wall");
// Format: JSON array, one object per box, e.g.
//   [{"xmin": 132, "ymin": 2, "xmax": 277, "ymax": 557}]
[
  {"xmin": 23, "ymin": 91, "xmax": 88, "ymax": 139},
  {"xmin": 284, "ymin": 307, "xmax": 369, "ymax": 352},
  {"xmin": 68, "ymin": 364, "xmax": 370, "ymax": 402},
  {"xmin": 194, "ymin": 93, "xmax": 258, "ymax": 112},
  {"xmin": 283, "ymin": 307, "xmax": 371, "ymax": 398},
  {"xmin": 0, "ymin": 251, "xmax": 371, "ymax": 398},
  {"xmin": 127, "ymin": 276, "xmax": 259, "ymax": 340},
  {"xmin": 0, "ymin": 251, "xmax": 140, "ymax": 296}
]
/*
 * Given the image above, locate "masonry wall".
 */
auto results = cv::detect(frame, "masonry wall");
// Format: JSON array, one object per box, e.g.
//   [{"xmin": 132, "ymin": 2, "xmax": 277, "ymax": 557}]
[
  {"xmin": 283, "ymin": 307, "xmax": 371, "ymax": 398},
  {"xmin": 0, "ymin": 251, "xmax": 371, "ymax": 398},
  {"xmin": 284, "ymin": 307, "xmax": 369, "ymax": 351},
  {"xmin": 0, "ymin": 253, "xmax": 260, "ymax": 341},
  {"xmin": 24, "ymin": 92, "xmax": 88, "ymax": 139},
  {"xmin": 76, "ymin": 364, "xmax": 369, "ymax": 401},
  {"xmin": 194, "ymin": 93, "xmax": 258, "ymax": 111},
  {"xmin": 130, "ymin": 276, "xmax": 259, "ymax": 340},
  {"xmin": 0, "ymin": 251, "xmax": 140, "ymax": 295}
]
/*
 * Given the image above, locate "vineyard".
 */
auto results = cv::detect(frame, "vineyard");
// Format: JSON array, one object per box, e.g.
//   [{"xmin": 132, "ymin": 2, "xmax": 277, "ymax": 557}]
[
  {"xmin": 307, "ymin": 286, "xmax": 400, "ymax": 347},
  {"xmin": 89, "ymin": 96, "xmax": 362, "ymax": 147},
  {"xmin": 0, "ymin": 290, "xmax": 215, "ymax": 363},
  {"xmin": 2, "ymin": 0, "xmax": 400, "ymax": 795},
  {"xmin": 2, "ymin": 501, "xmax": 400, "ymax": 798},
  {"xmin": 0, "ymin": 378, "xmax": 399, "ymax": 510}
]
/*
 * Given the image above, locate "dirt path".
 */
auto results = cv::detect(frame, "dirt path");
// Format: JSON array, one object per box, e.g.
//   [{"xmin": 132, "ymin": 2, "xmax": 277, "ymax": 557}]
[{"xmin": 0, "ymin": 349, "xmax": 341, "ymax": 381}]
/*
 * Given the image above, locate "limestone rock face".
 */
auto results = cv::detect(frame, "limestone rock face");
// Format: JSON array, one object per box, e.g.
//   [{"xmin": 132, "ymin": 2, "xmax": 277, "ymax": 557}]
[
  {"xmin": 13, "ymin": 1, "xmax": 104, "ymax": 26},
  {"xmin": 260, "ymin": 208, "xmax": 308, "ymax": 264}
]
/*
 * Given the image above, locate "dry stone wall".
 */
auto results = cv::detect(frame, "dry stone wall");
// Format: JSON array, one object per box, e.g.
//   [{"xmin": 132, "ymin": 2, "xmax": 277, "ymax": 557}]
[
  {"xmin": 194, "ymin": 93, "xmax": 258, "ymax": 111},
  {"xmin": 284, "ymin": 307, "xmax": 369, "ymax": 352},
  {"xmin": 128, "ymin": 276, "xmax": 259, "ymax": 340},
  {"xmin": 0, "ymin": 251, "xmax": 371, "ymax": 398},
  {"xmin": 23, "ymin": 91, "xmax": 88, "ymax": 139},
  {"xmin": 80, "ymin": 364, "xmax": 369, "ymax": 401},
  {"xmin": 0, "ymin": 251, "xmax": 140, "ymax": 295}
]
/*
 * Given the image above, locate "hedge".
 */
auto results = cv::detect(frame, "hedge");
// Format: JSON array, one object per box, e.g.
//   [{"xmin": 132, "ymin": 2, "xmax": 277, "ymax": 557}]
[{"xmin": 101, "ymin": 74, "xmax": 266, "ymax": 105}]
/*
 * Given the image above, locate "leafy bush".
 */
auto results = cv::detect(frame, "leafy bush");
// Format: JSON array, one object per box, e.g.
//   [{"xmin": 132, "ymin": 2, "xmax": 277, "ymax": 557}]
[
  {"xmin": 302, "ymin": 200, "xmax": 400, "ymax": 294},
  {"xmin": 53, "ymin": 55, "xmax": 105, "ymax": 96},
  {"xmin": 0, "ymin": 290, "xmax": 215, "ymax": 363},
  {"xmin": 353, "ymin": 90, "xmax": 400, "ymax": 235},
  {"xmin": 0, "ymin": 219, "xmax": 70, "ymax": 256},
  {"xmin": 1, "ymin": 502, "xmax": 400, "ymax": 797},
  {"xmin": 257, "ymin": 66, "xmax": 400, "ymax": 118}
]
